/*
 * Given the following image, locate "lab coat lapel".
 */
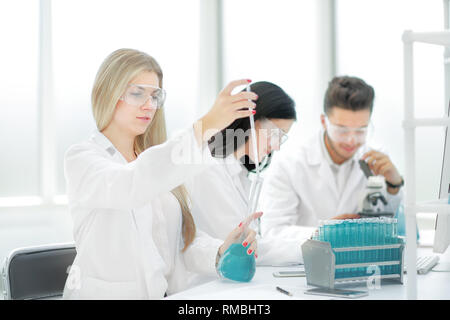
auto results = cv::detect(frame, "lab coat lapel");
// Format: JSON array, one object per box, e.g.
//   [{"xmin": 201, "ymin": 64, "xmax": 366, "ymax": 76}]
[
  {"xmin": 306, "ymin": 132, "xmax": 339, "ymax": 203},
  {"xmin": 318, "ymin": 161, "xmax": 339, "ymax": 201},
  {"xmin": 337, "ymin": 161, "xmax": 360, "ymax": 214},
  {"xmin": 233, "ymin": 174, "xmax": 249, "ymax": 208},
  {"xmin": 222, "ymin": 156, "xmax": 249, "ymax": 209},
  {"xmin": 337, "ymin": 147, "xmax": 367, "ymax": 214}
]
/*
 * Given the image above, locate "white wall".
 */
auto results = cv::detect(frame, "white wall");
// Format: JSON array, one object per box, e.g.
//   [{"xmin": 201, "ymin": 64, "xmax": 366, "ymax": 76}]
[{"xmin": 336, "ymin": 0, "xmax": 447, "ymax": 203}]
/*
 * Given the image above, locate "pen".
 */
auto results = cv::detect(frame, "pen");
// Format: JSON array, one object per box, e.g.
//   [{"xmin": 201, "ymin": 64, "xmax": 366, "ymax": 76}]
[{"xmin": 276, "ymin": 286, "xmax": 293, "ymax": 297}]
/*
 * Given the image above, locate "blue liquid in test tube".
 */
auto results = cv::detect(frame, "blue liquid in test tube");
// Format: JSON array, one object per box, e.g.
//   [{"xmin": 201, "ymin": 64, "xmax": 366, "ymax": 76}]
[
  {"xmin": 363, "ymin": 219, "xmax": 370, "ymax": 269},
  {"xmin": 336, "ymin": 221, "xmax": 344, "ymax": 266},
  {"xmin": 381, "ymin": 219, "xmax": 387, "ymax": 274},
  {"xmin": 374, "ymin": 220, "xmax": 380, "ymax": 264},
  {"xmin": 324, "ymin": 223, "xmax": 330, "ymax": 244},
  {"xmin": 368, "ymin": 220, "xmax": 374, "ymax": 262},
  {"xmin": 344, "ymin": 221, "xmax": 350, "ymax": 276},
  {"xmin": 349, "ymin": 221, "xmax": 357, "ymax": 276},
  {"xmin": 330, "ymin": 223, "xmax": 337, "ymax": 248},
  {"xmin": 386, "ymin": 219, "xmax": 393, "ymax": 274},
  {"xmin": 392, "ymin": 218, "xmax": 399, "ymax": 260},
  {"xmin": 356, "ymin": 220, "xmax": 361, "ymax": 277}
]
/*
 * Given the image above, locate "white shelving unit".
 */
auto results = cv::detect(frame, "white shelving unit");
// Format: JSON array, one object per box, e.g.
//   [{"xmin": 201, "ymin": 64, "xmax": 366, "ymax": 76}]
[{"xmin": 402, "ymin": 1, "xmax": 450, "ymax": 299}]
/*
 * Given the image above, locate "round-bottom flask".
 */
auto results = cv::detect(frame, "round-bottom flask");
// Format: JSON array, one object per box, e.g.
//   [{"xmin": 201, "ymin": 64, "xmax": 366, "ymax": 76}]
[{"xmin": 217, "ymin": 243, "xmax": 256, "ymax": 282}]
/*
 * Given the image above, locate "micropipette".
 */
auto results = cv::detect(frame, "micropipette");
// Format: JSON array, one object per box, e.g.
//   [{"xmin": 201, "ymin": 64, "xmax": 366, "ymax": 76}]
[
  {"xmin": 246, "ymin": 84, "xmax": 264, "ymax": 235},
  {"xmin": 216, "ymin": 83, "xmax": 261, "ymax": 283}
]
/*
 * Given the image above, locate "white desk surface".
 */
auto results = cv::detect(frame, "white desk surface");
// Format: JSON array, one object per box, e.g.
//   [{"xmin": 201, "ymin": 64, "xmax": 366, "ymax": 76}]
[
  {"xmin": 1, "ymin": 248, "xmax": 448, "ymax": 300},
  {"xmin": 167, "ymin": 247, "xmax": 450, "ymax": 300}
]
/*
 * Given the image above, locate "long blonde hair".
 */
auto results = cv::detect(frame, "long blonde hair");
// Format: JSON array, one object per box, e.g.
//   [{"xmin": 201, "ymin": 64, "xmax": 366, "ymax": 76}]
[{"xmin": 92, "ymin": 48, "xmax": 196, "ymax": 251}]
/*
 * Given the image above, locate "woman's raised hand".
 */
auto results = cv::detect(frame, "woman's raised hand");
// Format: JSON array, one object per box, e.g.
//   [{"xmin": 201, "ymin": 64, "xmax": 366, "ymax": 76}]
[{"xmin": 194, "ymin": 79, "xmax": 258, "ymax": 143}]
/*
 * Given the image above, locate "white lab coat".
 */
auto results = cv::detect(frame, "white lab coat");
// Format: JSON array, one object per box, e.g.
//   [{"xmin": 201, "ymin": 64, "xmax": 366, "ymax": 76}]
[
  {"xmin": 185, "ymin": 154, "xmax": 304, "ymax": 267},
  {"xmin": 62, "ymin": 127, "xmax": 222, "ymax": 300},
  {"xmin": 260, "ymin": 130, "xmax": 403, "ymax": 242}
]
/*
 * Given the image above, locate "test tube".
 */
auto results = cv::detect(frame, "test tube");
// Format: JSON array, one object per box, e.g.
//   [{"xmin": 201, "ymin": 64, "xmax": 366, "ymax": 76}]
[
  {"xmin": 391, "ymin": 218, "xmax": 398, "ymax": 274},
  {"xmin": 386, "ymin": 219, "xmax": 393, "ymax": 274},
  {"xmin": 369, "ymin": 220, "xmax": 374, "ymax": 262},
  {"xmin": 392, "ymin": 218, "xmax": 399, "ymax": 268},
  {"xmin": 316, "ymin": 220, "xmax": 323, "ymax": 241},
  {"xmin": 391, "ymin": 218, "xmax": 400, "ymax": 260},
  {"xmin": 331, "ymin": 222, "xmax": 338, "ymax": 248},
  {"xmin": 341, "ymin": 222, "xmax": 346, "ymax": 270},
  {"xmin": 386, "ymin": 219, "xmax": 391, "ymax": 274},
  {"xmin": 357, "ymin": 219, "xmax": 363, "ymax": 276},
  {"xmin": 363, "ymin": 219, "xmax": 369, "ymax": 264},
  {"xmin": 381, "ymin": 218, "xmax": 387, "ymax": 274},
  {"xmin": 319, "ymin": 227, "xmax": 324, "ymax": 241},
  {"xmin": 378, "ymin": 219, "xmax": 385, "ymax": 274},
  {"xmin": 374, "ymin": 219, "xmax": 380, "ymax": 262},
  {"xmin": 348, "ymin": 220, "xmax": 356, "ymax": 277},
  {"xmin": 336, "ymin": 220, "xmax": 343, "ymax": 249},
  {"xmin": 330, "ymin": 224, "xmax": 338, "ymax": 275},
  {"xmin": 344, "ymin": 220, "xmax": 350, "ymax": 269},
  {"xmin": 336, "ymin": 224, "xmax": 341, "ymax": 264},
  {"xmin": 323, "ymin": 223, "xmax": 330, "ymax": 244}
]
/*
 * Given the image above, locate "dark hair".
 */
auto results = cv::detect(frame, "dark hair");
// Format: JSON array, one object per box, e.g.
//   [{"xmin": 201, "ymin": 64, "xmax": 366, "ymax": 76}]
[
  {"xmin": 323, "ymin": 76, "xmax": 375, "ymax": 115},
  {"xmin": 208, "ymin": 81, "xmax": 296, "ymax": 170}
]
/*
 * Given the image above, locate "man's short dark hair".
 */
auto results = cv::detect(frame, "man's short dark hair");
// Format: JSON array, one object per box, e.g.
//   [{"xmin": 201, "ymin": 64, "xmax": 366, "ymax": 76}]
[{"xmin": 324, "ymin": 76, "xmax": 375, "ymax": 115}]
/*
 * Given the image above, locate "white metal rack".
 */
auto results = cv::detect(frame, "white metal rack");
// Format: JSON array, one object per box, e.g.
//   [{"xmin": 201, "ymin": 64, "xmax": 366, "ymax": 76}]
[{"xmin": 402, "ymin": 1, "xmax": 450, "ymax": 299}]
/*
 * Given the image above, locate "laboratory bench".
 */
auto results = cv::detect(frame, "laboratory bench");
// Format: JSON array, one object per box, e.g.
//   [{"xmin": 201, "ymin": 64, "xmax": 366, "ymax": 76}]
[{"xmin": 167, "ymin": 247, "xmax": 450, "ymax": 300}]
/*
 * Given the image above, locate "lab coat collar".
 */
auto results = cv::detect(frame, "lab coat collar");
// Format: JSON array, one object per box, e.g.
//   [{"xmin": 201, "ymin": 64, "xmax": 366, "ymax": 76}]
[
  {"xmin": 90, "ymin": 130, "xmax": 127, "ymax": 163},
  {"xmin": 308, "ymin": 130, "xmax": 339, "ymax": 200},
  {"xmin": 306, "ymin": 130, "xmax": 364, "ymax": 202},
  {"xmin": 91, "ymin": 130, "xmax": 114, "ymax": 151},
  {"xmin": 319, "ymin": 130, "xmax": 337, "ymax": 168},
  {"xmin": 221, "ymin": 154, "xmax": 249, "ymax": 207},
  {"xmin": 304, "ymin": 130, "xmax": 326, "ymax": 166},
  {"xmin": 222, "ymin": 153, "xmax": 245, "ymax": 178}
]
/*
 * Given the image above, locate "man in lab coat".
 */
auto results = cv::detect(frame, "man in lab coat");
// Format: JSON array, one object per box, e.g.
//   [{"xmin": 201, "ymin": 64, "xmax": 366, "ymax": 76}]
[{"xmin": 260, "ymin": 76, "xmax": 404, "ymax": 241}]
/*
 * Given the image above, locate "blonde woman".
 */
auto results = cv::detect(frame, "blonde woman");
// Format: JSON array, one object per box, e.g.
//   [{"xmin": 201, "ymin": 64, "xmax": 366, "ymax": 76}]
[{"xmin": 63, "ymin": 48, "xmax": 262, "ymax": 299}]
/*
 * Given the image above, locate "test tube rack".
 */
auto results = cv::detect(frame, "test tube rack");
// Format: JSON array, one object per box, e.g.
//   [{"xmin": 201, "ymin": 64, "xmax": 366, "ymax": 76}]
[{"xmin": 301, "ymin": 239, "xmax": 405, "ymax": 289}]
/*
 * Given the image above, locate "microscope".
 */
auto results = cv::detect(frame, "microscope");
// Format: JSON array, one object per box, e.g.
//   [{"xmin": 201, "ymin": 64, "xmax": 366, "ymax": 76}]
[{"xmin": 357, "ymin": 160, "xmax": 395, "ymax": 217}]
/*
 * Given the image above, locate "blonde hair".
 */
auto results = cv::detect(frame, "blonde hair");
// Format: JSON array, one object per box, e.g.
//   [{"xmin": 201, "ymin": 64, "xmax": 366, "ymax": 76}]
[{"xmin": 92, "ymin": 48, "xmax": 196, "ymax": 251}]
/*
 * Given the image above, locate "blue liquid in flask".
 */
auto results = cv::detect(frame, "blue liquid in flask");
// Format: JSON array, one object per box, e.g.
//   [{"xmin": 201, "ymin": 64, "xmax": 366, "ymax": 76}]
[{"xmin": 217, "ymin": 243, "xmax": 256, "ymax": 282}]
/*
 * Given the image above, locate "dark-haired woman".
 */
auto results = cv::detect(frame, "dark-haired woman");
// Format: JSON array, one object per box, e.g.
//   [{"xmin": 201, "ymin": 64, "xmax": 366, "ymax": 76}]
[{"xmin": 185, "ymin": 81, "xmax": 303, "ymax": 269}]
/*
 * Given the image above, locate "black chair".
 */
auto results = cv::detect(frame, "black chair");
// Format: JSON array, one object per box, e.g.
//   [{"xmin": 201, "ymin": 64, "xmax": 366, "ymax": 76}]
[{"xmin": 2, "ymin": 243, "xmax": 76, "ymax": 300}]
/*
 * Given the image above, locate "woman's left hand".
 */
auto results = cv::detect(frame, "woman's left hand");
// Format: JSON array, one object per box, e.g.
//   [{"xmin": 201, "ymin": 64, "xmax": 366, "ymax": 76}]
[{"xmin": 219, "ymin": 211, "xmax": 263, "ymax": 258}]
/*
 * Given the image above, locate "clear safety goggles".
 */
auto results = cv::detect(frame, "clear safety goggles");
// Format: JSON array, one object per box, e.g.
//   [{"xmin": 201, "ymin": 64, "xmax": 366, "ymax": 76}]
[
  {"xmin": 120, "ymin": 84, "xmax": 166, "ymax": 109},
  {"xmin": 259, "ymin": 118, "xmax": 289, "ymax": 149},
  {"xmin": 324, "ymin": 116, "xmax": 371, "ymax": 144}
]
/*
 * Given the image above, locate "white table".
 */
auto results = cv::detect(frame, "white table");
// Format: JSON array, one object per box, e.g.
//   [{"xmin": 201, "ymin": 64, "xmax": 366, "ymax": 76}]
[{"xmin": 167, "ymin": 247, "xmax": 450, "ymax": 300}]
